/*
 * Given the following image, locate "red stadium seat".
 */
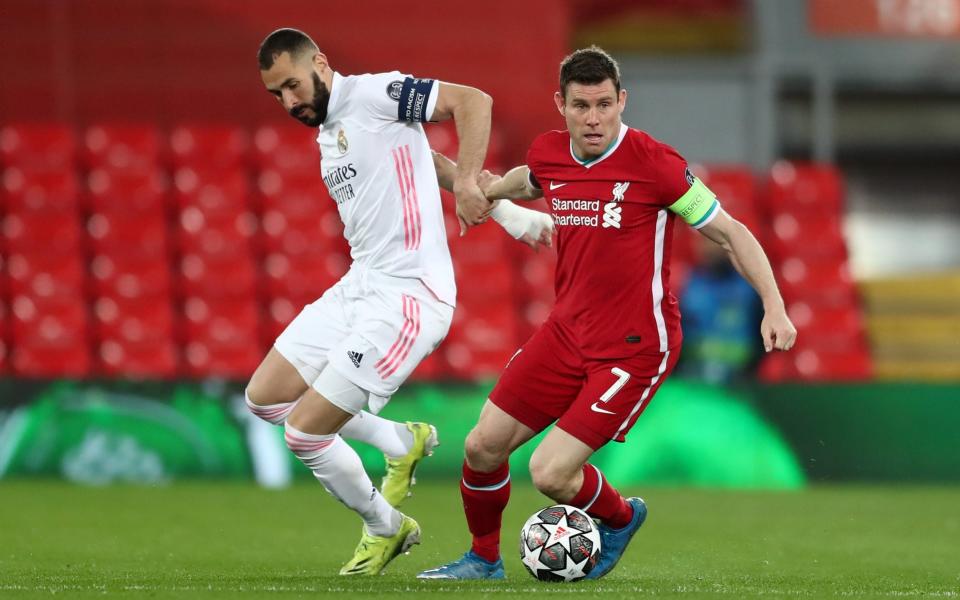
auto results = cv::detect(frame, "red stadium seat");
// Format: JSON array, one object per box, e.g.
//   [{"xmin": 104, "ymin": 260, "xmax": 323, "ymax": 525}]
[
  {"xmin": 759, "ymin": 345, "xmax": 872, "ymax": 382},
  {"xmin": 444, "ymin": 303, "xmax": 519, "ymax": 381},
  {"xmin": 253, "ymin": 125, "xmax": 322, "ymax": 173},
  {"xmin": 262, "ymin": 296, "xmax": 309, "ymax": 343},
  {"xmin": 172, "ymin": 167, "xmax": 251, "ymax": 218},
  {"xmin": 0, "ymin": 300, "xmax": 8, "ymax": 373},
  {"xmin": 768, "ymin": 161, "xmax": 844, "ymax": 217},
  {"xmin": 9, "ymin": 296, "xmax": 89, "ymax": 341},
  {"xmin": 11, "ymin": 343, "xmax": 92, "ymax": 378},
  {"xmin": 180, "ymin": 297, "xmax": 263, "ymax": 379},
  {"xmin": 262, "ymin": 252, "xmax": 348, "ymax": 300},
  {"xmin": 0, "ymin": 124, "xmax": 75, "ymax": 171},
  {"xmin": 407, "ymin": 350, "xmax": 447, "ymax": 382},
  {"xmin": 97, "ymin": 338, "xmax": 179, "ymax": 379},
  {"xmin": 178, "ymin": 251, "xmax": 259, "ymax": 298},
  {"xmin": 82, "ymin": 124, "xmax": 162, "ymax": 171},
  {"xmin": 92, "ymin": 295, "xmax": 176, "ymax": 344},
  {"xmin": 86, "ymin": 168, "xmax": 168, "ymax": 214},
  {"xmin": 169, "ymin": 125, "xmax": 249, "ymax": 170},
  {"xmin": 768, "ymin": 212, "xmax": 847, "ymax": 262},
  {"xmin": 448, "ymin": 221, "xmax": 510, "ymax": 266},
  {"xmin": 2, "ymin": 212, "xmax": 83, "ymax": 255},
  {"xmin": 87, "ymin": 211, "xmax": 169, "ymax": 258},
  {"xmin": 453, "ymin": 260, "xmax": 514, "ymax": 304},
  {"xmin": 786, "ymin": 301, "xmax": 867, "ymax": 349},
  {"xmin": 181, "ymin": 297, "xmax": 260, "ymax": 342},
  {"xmin": 776, "ymin": 256, "xmax": 856, "ymax": 307},
  {"xmin": 182, "ymin": 341, "xmax": 262, "ymax": 380},
  {"xmin": 260, "ymin": 209, "xmax": 345, "ymax": 256},
  {"xmin": 257, "ymin": 169, "xmax": 326, "ymax": 200},
  {"xmin": 2, "ymin": 168, "xmax": 80, "ymax": 213},
  {"xmin": 5, "ymin": 253, "xmax": 86, "ymax": 299},
  {"xmin": 425, "ymin": 121, "xmax": 507, "ymax": 171},
  {"xmin": 176, "ymin": 209, "xmax": 258, "ymax": 256},
  {"xmin": 9, "ymin": 295, "xmax": 92, "ymax": 378},
  {"xmin": 90, "ymin": 254, "xmax": 173, "ymax": 299}
]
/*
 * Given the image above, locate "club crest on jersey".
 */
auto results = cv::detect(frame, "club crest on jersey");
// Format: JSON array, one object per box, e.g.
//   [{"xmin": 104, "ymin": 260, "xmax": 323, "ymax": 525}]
[
  {"xmin": 386, "ymin": 80, "xmax": 403, "ymax": 101},
  {"xmin": 337, "ymin": 129, "xmax": 349, "ymax": 154},
  {"xmin": 612, "ymin": 181, "xmax": 629, "ymax": 202}
]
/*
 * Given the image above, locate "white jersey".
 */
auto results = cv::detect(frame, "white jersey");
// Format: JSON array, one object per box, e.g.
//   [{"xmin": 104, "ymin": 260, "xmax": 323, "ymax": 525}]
[{"xmin": 316, "ymin": 71, "xmax": 456, "ymax": 306}]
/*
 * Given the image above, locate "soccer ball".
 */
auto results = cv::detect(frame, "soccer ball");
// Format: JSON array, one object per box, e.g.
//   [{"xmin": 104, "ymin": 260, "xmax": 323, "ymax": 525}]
[{"xmin": 519, "ymin": 504, "xmax": 601, "ymax": 582}]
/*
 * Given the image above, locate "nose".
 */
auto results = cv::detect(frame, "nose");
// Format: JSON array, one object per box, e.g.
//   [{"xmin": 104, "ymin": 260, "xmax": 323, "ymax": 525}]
[
  {"xmin": 281, "ymin": 88, "xmax": 300, "ymax": 111},
  {"xmin": 585, "ymin": 107, "xmax": 600, "ymax": 126}
]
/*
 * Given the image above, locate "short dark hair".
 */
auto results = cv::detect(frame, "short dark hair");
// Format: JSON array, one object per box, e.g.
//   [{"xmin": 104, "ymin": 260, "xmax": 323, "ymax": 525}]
[
  {"xmin": 559, "ymin": 46, "xmax": 621, "ymax": 98},
  {"xmin": 258, "ymin": 28, "xmax": 319, "ymax": 70}
]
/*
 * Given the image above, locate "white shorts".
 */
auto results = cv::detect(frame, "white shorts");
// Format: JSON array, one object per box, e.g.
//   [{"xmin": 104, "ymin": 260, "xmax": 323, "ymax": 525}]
[{"xmin": 274, "ymin": 267, "xmax": 454, "ymax": 412}]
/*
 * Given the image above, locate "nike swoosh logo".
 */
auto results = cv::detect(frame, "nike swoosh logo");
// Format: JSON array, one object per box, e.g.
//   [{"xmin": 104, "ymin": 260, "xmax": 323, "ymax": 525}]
[
  {"xmin": 549, "ymin": 181, "xmax": 567, "ymax": 190},
  {"xmin": 590, "ymin": 402, "xmax": 616, "ymax": 415}
]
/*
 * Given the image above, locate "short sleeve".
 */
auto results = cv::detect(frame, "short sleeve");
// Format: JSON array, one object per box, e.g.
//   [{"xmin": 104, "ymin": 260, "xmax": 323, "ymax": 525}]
[
  {"xmin": 358, "ymin": 71, "xmax": 438, "ymax": 123},
  {"xmin": 525, "ymin": 139, "xmax": 544, "ymax": 190}
]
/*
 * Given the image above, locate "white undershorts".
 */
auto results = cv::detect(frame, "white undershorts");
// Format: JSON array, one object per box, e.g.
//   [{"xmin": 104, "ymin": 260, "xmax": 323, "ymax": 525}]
[{"xmin": 274, "ymin": 267, "xmax": 454, "ymax": 414}]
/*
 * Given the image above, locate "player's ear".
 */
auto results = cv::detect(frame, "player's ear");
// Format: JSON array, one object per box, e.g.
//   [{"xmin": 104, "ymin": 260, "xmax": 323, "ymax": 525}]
[
  {"xmin": 618, "ymin": 88, "xmax": 627, "ymax": 112},
  {"xmin": 312, "ymin": 52, "xmax": 329, "ymax": 73},
  {"xmin": 553, "ymin": 91, "xmax": 565, "ymax": 115}
]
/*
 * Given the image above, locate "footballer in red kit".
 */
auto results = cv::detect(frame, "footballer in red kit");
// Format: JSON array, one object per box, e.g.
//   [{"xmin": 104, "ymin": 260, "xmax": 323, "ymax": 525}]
[
  {"xmin": 419, "ymin": 46, "xmax": 797, "ymax": 581},
  {"xmin": 489, "ymin": 125, "xmax": 696, "ymax": 450}
]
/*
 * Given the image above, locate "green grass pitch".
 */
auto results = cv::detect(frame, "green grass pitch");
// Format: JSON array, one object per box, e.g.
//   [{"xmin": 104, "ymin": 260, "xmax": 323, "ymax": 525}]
[{"xmin": 1, "ymin": 481, "xmax": 958, "ymax": 598}]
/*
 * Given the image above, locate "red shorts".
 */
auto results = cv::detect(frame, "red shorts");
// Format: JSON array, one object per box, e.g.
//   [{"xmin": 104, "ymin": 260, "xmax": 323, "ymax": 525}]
[{"xmin": 489, "ymin": 319, "xmax": 679, "ymax": 450}]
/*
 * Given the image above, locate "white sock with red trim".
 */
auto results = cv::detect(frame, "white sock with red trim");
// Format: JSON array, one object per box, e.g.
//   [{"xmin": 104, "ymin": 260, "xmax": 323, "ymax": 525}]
[
  {"xmin": 245, "ymin": 392, "xmax": 298, "ymax": 425},
  {"xmin": 338, "ymin": 411, "xmax": 414, "ymax": 459},
  {"xmin": 284, "ymin": 422, "xmax": 400, "ymax": 536}
]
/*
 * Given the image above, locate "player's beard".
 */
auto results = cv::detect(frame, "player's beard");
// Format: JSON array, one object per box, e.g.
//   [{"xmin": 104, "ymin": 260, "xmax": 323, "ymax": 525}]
[{"xmin": 290, "ymin": 72, "xmax": 330, "ymax": 127}]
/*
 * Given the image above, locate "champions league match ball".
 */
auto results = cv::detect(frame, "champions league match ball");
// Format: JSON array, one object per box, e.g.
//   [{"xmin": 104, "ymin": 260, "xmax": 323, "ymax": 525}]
[{"xmin": 519, "ymin": 504, "xmax": 601, "ymax": 582}]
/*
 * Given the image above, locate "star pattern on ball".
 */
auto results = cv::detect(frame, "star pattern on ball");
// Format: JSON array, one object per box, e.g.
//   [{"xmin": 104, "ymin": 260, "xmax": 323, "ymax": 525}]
[{"xmin": 520, "ymin": 505, "xmax": 601, "ymax": 582}]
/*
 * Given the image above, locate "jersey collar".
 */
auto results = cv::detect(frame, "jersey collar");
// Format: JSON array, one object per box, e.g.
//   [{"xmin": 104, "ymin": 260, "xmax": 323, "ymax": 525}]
[
  {"xmin": 569, "ymin": 122, "xmax": 628, "ymax": 168},
  {"xmin": 320, "ymin": 71, "xmax": 344, "ymax": 130}
]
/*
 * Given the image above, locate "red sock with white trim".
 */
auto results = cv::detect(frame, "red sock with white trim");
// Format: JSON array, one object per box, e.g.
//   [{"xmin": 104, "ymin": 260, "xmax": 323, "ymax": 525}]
[
  {"xmin": 568, "ymin": 463, "xmax": 633, "ymax": 529},
  {"xmin": 460, "ymin": 460, "xmax": 510, "ymax": 562}
]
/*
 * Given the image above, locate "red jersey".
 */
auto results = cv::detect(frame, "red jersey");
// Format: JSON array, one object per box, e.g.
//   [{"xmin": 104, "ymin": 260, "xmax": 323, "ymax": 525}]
[{"xmin": 527, "ymin": 123, "xmax": 693, "ymax": 359}]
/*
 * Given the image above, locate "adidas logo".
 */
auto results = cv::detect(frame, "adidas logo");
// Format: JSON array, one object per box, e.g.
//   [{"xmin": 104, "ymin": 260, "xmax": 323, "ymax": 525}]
[
  {"xmin": 552, "ymin": 525, "xmax": 570, "ymax": 542},
  {"xmin": 347, "ymin": 351, "xmax": 364, "ymax": 368}
]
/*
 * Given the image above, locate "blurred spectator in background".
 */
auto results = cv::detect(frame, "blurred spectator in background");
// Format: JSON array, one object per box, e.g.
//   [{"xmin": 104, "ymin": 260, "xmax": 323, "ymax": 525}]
[{"xmin": 678, "ymin": 234, "xmax": 762, "ymax": 384}]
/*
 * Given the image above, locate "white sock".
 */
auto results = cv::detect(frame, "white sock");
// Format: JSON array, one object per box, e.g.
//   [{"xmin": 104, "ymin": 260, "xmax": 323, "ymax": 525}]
[
  {"xmin": 338, "ymin": 411, "xmax": 414, "ymax": 459},
  {"xmin": 245, "ymin": 391, "xmax": 298, "ymax": 425},
  {"xmin": 284, "ymin": 422, "xmax": 400, "ymax": 536}
]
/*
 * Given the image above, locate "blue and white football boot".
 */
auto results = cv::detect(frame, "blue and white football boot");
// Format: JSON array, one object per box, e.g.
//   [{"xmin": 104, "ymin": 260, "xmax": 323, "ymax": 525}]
[
  {"xmin": 584, "ymin": 497, "xmax": 648, "ymax": 580},
  {"xmin": 417, "ymin": 550, "xmax": 506, "ymax": 580}
]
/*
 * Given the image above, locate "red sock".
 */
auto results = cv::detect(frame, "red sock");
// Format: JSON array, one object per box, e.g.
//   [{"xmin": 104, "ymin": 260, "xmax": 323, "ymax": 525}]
[
  {"xmin": 569, "ymin": 463, "xmax": 633, "ymax": 529},
  {"xmin": 460, "ymin": 460, "xmax": 510, "ymax": 562}
]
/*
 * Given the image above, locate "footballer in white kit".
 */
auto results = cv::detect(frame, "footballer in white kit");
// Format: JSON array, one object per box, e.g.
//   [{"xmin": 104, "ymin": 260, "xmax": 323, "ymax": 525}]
[
  {"xmin": 248, "ymin": 28, "xmax": 553, "ymax": 577},
  {"xmin": 275, "ymin": 70, "xmax": 457, "ymax": 412}
]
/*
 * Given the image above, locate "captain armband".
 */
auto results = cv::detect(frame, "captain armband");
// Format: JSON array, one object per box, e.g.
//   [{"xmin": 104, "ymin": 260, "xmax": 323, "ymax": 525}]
[{"xmin": 668, "ymin": 176, "xmax": 721, "ymax": 229}]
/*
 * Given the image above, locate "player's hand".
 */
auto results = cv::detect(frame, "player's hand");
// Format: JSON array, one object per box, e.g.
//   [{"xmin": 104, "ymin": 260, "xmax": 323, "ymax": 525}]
[
  {"xmin": 490, "ymin": 201, "xmax": 554, "ymax": 251},
  {"xmin": 477, "ymin": 169, "xmax": 503, "ymax": 198},
  {"xmin": 514, "ymin": 210, "xmax": 554, "ymax": 251},
  {"xmin": 760, "ymin": 309, "xmax": 797, "ymax": 352},
  {"xmin": 454, "ymin": 178, "xmax": 493, "ymax": 235}
]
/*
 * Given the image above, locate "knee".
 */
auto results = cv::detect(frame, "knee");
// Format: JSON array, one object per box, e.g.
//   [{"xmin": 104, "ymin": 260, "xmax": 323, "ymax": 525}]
[
  {"xmin": 244, "ymin": 385, "xmax": 297, "ymax": 426},
  {"xmin": 464, "ymin": 428, "xmax": 510, "ymax": 471},
  {"xmin": 528, "ymin": 454, "xmax": 574, "ymax": 500}
]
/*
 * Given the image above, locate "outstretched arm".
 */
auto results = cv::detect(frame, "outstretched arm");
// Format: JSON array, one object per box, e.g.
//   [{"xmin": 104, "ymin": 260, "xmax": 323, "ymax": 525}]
[
  {"xmin": 698, "ymin": 210, "xmax": 797, "ymax": 352},
  {"xmin": 431, "ymin": 83, "xmax": 494, "ymax": 233},
  {"xmin": 482, "ymin": 165, "xmax": 544, "ymax": 201},
  {"xmin": 433, "ymin": 153, "xmax": 553, "ymax": 250}
]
